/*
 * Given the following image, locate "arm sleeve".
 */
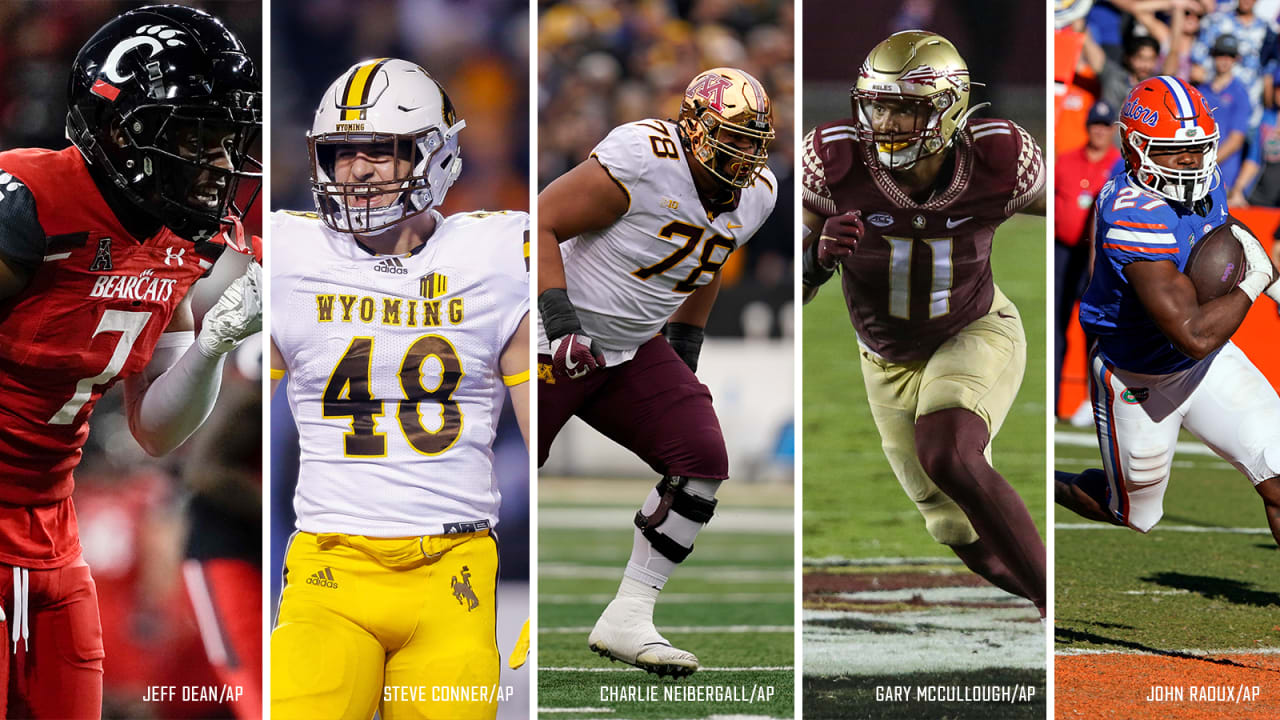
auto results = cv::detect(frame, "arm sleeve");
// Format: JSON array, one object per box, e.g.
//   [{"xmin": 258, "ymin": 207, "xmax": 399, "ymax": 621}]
[
  {"xmin": 0, "ymin": 173, "xmax": 46, "ymax": 268},
  {"xmin": 1006, "ymin": 122, "xmax": 1046, "ymax": 216},
  {"xmin": 123, "ymin": 330, "xmax": 226, "ymax": 457},
  {"xmin": 801, "ymin": 128, "xmax": 840, "ymax": 217}
]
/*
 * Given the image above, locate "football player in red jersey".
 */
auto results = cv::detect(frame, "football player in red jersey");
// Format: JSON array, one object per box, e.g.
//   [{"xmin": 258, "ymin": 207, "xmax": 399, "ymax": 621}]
[
  {"xmin": 801, "ymin": 31, "xmax": 1048, "ymax": 616},
  {"xmin": 0, "ymin": 6, "xmax": 261, "ymax": 717}
]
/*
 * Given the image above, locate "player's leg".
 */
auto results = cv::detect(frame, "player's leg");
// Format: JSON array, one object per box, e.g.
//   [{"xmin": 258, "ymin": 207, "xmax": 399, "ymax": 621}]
[
  {"xmin": 576, "ymin": 336, "xmax": 726, "ymax": 676},
  {"xmin": 20, "ymin": 560, "xmax": 103, "ymax": 719},
  {"xmin": 1058, "ymin": 348, "xmax": 1184, "ymax": 531},
  {"xmin": 536, "ymin": 354, "xmax": 602, "ymax": 467},
  {"xmin": 1178, "ymin": 342, "xmax": 1280, "ymax": 546},
  {"xmin": 1258, "ymin": 478, "xmax": 1280, "ymax": 546},
  {"xmin": 912, "ymin": 291, "xmax": 1046, "ymax": 612},
  {"xmin": 183, "ymin": 557, "xmax": 263, "ymax": 720},
  {"xmin": 271, "ymin": 534, "xmax": 386, "ymax": 720},
  {"xmin": 381, "ymin": 533, "xmax": 499, "ymax": 720},
  {"xmin": 859, "ymin": 349, "xmax": 1030, "ymax": 601}
]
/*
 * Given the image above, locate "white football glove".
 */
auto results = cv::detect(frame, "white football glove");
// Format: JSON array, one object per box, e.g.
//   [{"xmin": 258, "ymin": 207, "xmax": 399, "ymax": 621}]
[
  {"xmin": 197, "ymin": 261, "xmax": 262, "ymax": 357},
  {"xmin": 1229, "ymin": 224, "xmax": 1275, "ymax": 302}
]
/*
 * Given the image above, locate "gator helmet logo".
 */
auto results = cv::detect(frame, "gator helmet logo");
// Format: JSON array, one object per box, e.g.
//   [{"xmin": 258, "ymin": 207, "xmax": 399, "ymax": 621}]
[
  {"xmin": 1121, "ymin": 388, "xmax": 1149, "ymax": 404},
  {"xmin": 687, "ymin": 73, "xmax": 735, "ymax": 113},
  {"xmin": 451, "ymin": 565, "xmax": 480, "ymax": 611}
]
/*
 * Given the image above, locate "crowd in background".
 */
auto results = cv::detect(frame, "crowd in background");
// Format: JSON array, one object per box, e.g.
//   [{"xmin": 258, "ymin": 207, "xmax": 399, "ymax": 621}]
[
  {"xmin": 538, "ymin": 0, "xmax": 795, "ymax": 338},
  {"xmin": 1055, "ymin": 0, "xmax": 1280, "ymax": 420}
]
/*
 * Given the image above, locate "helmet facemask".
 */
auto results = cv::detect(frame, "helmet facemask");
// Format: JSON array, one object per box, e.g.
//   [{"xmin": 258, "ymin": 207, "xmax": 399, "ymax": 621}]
[
  {"xmin": 308, "ymin": 122, "xmax": 462, "ymax": 235},
  {"xmin": 687, "ymin": 109, "xmax": 774, "ymax": 188},
  {"xmin": 852, "ymin": 89, "xmax": 954, "ymax": 170},
  {"xmin": 1125, "ymin": 128, "xmax": 1219, "ymax": 204}
]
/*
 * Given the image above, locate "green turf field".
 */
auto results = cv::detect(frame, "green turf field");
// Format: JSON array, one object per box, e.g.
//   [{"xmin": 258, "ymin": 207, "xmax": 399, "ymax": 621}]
[
  {"xmin": 803, "ymin": 214, "xmax": 1048, "ymax": 560},
  {"xmin": 539, "ymin": 479, "xmax": 794, "ymax": 719},
  {"xmin": 1055, "ymin": 428, "xmax": 1280, "ymax": 653},
  {"xmin": 800, "ymin": 216, "xmax": 1048, "ymax": 719}
]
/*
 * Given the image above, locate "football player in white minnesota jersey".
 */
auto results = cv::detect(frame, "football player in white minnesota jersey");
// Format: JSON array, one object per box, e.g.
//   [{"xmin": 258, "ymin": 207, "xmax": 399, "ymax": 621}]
[
  {"xmin": 269, "ymin": 59, "xmax": 529, "ymax": 720},
  {"xmin": 537, "ymin": 67, "xmax": 777, "ymax": 677}
]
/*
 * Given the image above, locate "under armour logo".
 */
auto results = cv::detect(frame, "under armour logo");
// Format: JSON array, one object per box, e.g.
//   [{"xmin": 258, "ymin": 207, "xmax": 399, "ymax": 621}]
[{"xmin": 164, "ymin": 247, "xmax": 185, "ymax": 266}]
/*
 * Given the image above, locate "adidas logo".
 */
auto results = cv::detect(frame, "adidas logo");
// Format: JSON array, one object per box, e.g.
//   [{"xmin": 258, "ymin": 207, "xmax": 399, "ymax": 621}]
[
  {"xmin": 375, "ymin": 257, "xmax": 408, "ymax": 274},
  {"xmin": 305, "ymin": 567, "xmax": 339, "ymax": 589}
]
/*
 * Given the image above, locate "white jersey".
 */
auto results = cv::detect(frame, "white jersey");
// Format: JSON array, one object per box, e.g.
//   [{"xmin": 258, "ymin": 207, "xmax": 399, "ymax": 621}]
[
  {"xmin": 271, "ymin": 209, "xmax": 529, "ymax": 537},
  {"xmin": 537, "ymin": 119, "xmax": 777, "ymax": 365}
]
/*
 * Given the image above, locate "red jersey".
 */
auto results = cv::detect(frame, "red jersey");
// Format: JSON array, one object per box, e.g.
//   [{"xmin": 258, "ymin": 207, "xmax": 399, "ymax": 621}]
[
  {"xmin": 802, "ymin": 118, "xmax": 1044, "ymax": 363},
  {"xmin": 0, "ymin": 147, "xmax": 210, "ymax": 566},
  {"xmin": 1054, "ymin": 144, "xmax": 1120, "ymax": 247}
]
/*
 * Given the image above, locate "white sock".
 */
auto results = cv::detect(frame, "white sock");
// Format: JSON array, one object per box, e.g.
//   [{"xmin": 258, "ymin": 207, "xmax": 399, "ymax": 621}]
[{"xmin": 621, "ymin": 478, "xmax": 722, "ymax": 591}]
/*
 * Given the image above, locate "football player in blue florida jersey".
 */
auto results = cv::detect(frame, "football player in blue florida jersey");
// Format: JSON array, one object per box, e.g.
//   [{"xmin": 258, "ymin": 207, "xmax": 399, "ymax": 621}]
[{"xmin": 1056, "ymin": 76, "xmax": 1280, "ymax": 545}]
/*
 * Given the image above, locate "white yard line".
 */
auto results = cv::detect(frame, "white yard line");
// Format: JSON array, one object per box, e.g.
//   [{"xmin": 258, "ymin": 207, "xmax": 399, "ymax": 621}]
[
  {"xmin": 1056, "ymin": 523, "xmax": 1270, "ymax": 535},
  {"xmin": 539, "ymin": 666, "xmax": 793, "ymax": 672},
  {"xmin": 541, "ymin": 593, "xmax": 791, "ymax": 604},
  {"xmin": 541, "ymin": 625, "xmax": 792, "ymax": 634},
  {"xmin": 541, "ymin": 564, "xmax": 792, "ymax": 582}
]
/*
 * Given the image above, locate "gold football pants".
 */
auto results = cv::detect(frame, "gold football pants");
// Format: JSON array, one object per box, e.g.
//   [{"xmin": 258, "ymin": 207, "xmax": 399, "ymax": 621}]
[
  {"xmin": 860, "ymin": 286, "xmax": 1027, "ymax": 546},
  {"xmin": 271, "ymin": 530, "xmax": 499, "ymax": 720}
]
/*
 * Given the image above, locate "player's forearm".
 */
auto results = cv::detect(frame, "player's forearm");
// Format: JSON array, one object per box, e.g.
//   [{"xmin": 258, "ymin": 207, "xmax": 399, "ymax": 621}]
[
  {"xmin": 126, "ymin": 339, "xmax": 226, "ymax": 456},
  {"xmin": 1171, "ymin": 291, "xmax": 1253, "ymax": 360},
  {"xmin": 1218, "ymin": 131, "xmax": 1245, "ymax": 161},
  {"xmin": 669, "ymin": 274, "xmax": 720, "ymax": 328},
  {"xmin": 537, "ymin": 226, "xmax": 567, "ymax": 294}
]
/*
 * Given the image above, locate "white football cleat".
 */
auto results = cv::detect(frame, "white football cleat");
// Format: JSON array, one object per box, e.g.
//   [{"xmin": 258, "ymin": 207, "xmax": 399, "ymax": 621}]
[{"xmin": 588, "ymin": 597, "xmax": 699, "ymax": 678}]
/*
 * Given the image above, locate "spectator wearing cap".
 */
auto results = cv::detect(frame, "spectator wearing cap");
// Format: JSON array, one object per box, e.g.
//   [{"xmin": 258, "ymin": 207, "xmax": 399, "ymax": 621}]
[
  {"xmin": 1191, "ymin": 0, "xmax": 1277, "ymax": 126},
  {"xmin": 1054, "ymin": 101, "xmax": 1120, "ymax": 419},
  {"xmin": 1198, "ymin": 34, "xmax": 1253, "ymax": 191}
]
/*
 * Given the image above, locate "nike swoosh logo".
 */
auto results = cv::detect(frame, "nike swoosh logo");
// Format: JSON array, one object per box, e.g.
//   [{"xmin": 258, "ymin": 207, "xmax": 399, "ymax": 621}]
[
  {"xmin": 997, "ymin": 311, "xmax": 1015, "ymax": 319},
  {"xmin": 946, "ymin": 217, "xmax": 972, "ymax": 229},
  {"xmin": 397, "ymin": 104, "xmax": 421, "ymax": 112},
  {"xmin": 564, "ymin": 350, "xmax": 579, "ymax": 371}
]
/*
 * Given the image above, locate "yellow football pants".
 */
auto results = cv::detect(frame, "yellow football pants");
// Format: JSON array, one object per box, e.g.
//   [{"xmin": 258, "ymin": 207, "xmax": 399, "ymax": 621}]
[
  {"xmin": 271, "ymin": 530, "xmax": 499, "ymax": 720},
  {"xmin": 860, "ymin": 285, "xmax": 1027, "ymax": 546}
]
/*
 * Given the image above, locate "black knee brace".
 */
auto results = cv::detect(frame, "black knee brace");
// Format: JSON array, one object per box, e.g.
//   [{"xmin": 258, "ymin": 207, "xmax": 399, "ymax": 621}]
[{"xmin": 633, "ymin": 475, "xmax": 718, "ymax": 563}]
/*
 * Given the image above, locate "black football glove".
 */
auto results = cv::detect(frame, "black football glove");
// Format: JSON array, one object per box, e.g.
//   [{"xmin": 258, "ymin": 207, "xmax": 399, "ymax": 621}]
[
  {"xmin": 539, "ymin": 288, "xmax": 605, "ymax": 380},
  {"xmin": 802, "ymin": 211, "xmax": 864, "ymax": 288},
  {"xmin": 664, "ymin": 322, "xmax": 704, "ymax": 373}
]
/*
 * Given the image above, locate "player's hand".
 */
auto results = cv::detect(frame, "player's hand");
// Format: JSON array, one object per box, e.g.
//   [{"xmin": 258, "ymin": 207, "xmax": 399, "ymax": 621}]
[
  {"xmin": 549, "ymin": 331, "xmax": 605, "ymax": 380},
  {"xmin": 539, "ymin": 288, "xmax": 605, "ymax": 380},
  {"xmin": 1229, "ymin": 224, "xmax": 1275, "ymax": 302},
  {"xmin": 817, "ymin": 211, "xmax": 865, "ymax": 269},
  {"xmin": 197, "ymin": 261, "xmax": 262, "ymax": 357}
]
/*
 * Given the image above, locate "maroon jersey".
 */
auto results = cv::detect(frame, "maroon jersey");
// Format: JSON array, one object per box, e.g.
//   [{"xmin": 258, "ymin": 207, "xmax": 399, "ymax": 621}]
[
  {"xmin": 0, "ymin": 147, "xmax": 211, "ymax": 566},
  {"xmin": 802, "ymin": 118, "xmax": 1043, "ymax": 363}
]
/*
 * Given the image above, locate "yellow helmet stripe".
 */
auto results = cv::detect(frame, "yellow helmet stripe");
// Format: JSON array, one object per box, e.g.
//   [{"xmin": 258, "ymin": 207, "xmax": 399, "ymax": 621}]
[{"xmin": 341, "ymin": 58, "xmax": 390, "ymax": 121}]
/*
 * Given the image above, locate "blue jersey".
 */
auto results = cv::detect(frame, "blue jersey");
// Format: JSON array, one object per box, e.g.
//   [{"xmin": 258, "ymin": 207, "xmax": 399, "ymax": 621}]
[{"xmin": 1079, "ymin": 175, "xmax": 1230, "ymax": 374}]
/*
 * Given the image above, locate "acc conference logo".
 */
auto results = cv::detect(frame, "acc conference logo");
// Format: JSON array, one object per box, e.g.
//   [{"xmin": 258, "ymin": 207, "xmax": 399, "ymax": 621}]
[{"xmin": 1121, "ymin": 99, "xmax": 1158, "ymax": 128}]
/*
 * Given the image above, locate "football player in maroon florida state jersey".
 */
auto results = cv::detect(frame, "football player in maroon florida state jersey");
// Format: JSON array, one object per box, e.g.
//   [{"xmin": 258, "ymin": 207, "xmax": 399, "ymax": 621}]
[
  {"xmin": 0, "ymin": 6, "xmax": 261, "ymax": 717},
  {"xmin": 801, "ymin": 31, "xmax": 1048, "ymax": 617}
]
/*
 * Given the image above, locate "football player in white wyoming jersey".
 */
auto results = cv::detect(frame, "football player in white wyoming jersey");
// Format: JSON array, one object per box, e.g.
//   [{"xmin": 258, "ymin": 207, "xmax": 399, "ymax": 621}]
[
  {"xmin": 537, "ymin": 67, "xmax": 777, "ymax": 677},
  {"xmin": 269, "ymin": 59, "xmax": 529, "ymax": 720}
]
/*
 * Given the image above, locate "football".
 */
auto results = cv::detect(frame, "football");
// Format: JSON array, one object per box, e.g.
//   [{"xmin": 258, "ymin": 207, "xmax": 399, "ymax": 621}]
[{"xmin": 1184, "ymin": 217, "xmax": 1247, "ymax": 304}]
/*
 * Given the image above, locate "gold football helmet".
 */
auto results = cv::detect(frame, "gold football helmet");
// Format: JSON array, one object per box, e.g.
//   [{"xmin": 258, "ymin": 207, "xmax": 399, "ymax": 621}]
[
  {"xmin": 852, "ymin": 31, "xmax": 979, "ymax": 169},
  {"xmin": 678, "ymin": 67, "xmax": 775, "ymax": 188}
]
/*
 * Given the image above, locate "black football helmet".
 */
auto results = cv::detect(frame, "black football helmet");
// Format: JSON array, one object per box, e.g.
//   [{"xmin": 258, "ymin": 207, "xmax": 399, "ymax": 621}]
[{"xmin": 67, "ymin": 4, "xmax": 261, "ymax": 242}]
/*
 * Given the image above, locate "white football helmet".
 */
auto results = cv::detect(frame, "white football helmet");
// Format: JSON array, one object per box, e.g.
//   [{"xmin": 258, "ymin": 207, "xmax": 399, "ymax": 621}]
[{"xmin": 308, "ymin": 58, "xmax": 465, "ymax": 234}]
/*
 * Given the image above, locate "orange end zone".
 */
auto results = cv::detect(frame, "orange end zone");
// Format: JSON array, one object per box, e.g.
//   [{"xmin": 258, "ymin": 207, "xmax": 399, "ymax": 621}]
[{"xmin": 1056, "ymin": 652, "xmax": 1280, "ymax": 719}]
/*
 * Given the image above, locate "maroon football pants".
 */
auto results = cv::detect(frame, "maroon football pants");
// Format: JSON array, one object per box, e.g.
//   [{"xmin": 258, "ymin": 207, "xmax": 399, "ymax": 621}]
[
  {"xmin": 0, "ymin": 560, "xmax": 104, "ymax": 719},
  {"xmin": 538, "ymin": 335, "xmax": 729, "ymax": 479}
]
